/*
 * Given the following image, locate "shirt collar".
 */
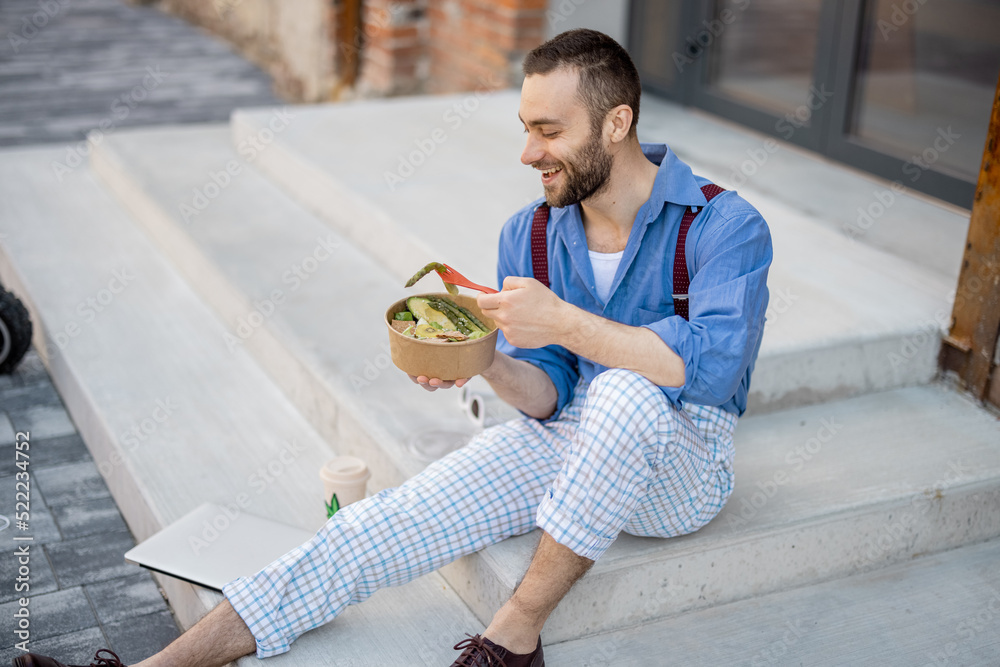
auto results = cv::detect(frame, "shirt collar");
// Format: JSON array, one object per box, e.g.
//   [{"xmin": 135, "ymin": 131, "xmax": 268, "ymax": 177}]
[{"xmin": 641, "ymin": 143, "xmax": 708, "ymax": 209}]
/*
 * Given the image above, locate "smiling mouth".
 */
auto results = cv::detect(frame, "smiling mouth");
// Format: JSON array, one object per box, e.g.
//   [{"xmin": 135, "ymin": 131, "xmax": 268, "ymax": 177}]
[{"xmin": 536, "ymin": 165, "xmax": 563, "ymax": 185}]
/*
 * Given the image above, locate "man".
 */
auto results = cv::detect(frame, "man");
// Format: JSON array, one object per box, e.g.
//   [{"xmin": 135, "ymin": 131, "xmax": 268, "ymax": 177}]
[{"xmin": 17, "ymin": 28, "xmax": 770, "ymax": 667}]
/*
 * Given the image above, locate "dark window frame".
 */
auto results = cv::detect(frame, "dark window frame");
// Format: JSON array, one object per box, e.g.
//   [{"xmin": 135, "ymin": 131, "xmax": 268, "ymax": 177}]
[{"xmin": 629, "ymin": 0, "xmax": 982, "ymax": 208}]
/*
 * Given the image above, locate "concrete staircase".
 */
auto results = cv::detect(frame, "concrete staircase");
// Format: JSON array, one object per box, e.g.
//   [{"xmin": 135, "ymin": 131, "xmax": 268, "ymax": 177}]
[{"xmin": 1, "ymin": 91, "xmax": 997, "ymax": 665}]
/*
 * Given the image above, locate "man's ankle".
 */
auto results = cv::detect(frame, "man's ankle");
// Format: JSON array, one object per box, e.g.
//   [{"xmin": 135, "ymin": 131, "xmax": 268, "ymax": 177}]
[{"xmin": 483, "ymin": 604, "xmax": 543, "ymax": 654}]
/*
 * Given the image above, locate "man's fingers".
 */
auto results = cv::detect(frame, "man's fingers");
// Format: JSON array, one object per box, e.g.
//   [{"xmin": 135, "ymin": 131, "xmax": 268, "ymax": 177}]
[
  {"xmin": 409, "ymin": 374, "xmax": 468, "ymax": 390},
  {"xmin": 477, "ymin": 291, "xmax": 501, "ymax": 311}
]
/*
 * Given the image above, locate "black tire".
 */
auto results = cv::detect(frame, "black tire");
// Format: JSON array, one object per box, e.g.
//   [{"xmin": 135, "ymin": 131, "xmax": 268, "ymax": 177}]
[{"xmin": 0, "ymin": 287, "xmax": 32, "ymax": 374}]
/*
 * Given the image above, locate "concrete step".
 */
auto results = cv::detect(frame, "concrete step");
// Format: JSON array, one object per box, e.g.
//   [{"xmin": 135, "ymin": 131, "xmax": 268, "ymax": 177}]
[
  {"xmin": 85, "ymin": 124, "xmax": 1000, "ymax": 643},
  {"xmin": 545, "ymin": 536, "xmax": 1000, "ymax": 666},
  {"xmin": 87, "ymin": 122, "xmax": 515, "ymax": 497},
  {"xmin": 445, "ymin": 382, "xmax": 1000, "ymax": 643},
  {"xmin": 230, "ymin": 92, "xmax": 956, "ymax": 415},
  {"xmin": 0, "ymin": 145, "xmax": 482, "ymax": 664}
]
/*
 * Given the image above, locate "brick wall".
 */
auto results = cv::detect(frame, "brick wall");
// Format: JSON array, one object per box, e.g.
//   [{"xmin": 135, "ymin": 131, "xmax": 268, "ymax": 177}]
[
  {"xmin": 156, "ymin": 0, "xmax": 548, "ymax": 101},
  {"xmin": 356, "ymin": 0, "xmax": 546, "ymax": 97},
  {"xmin": 426, "ymin": 0, "xmax": 546, "ymax": 94}
]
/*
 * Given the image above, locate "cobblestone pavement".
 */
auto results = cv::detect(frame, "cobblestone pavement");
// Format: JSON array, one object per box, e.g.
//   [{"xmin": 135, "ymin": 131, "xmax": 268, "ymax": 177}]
[
  {"xmin": 0, "ymin": 349, "xmax": 181, "ymax": 664},
  {"xmin": 0, "ymin": 0, "xmax": 282, "ymax": 147},
  {"xmin": 0, "ymin": 0, "xmax": 283, "ymax": 661}
]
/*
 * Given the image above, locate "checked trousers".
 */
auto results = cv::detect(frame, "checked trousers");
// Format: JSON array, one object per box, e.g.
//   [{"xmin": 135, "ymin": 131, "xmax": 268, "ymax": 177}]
[{"xmin": 223, "ymin": 368, "xmax": 739, "ymax": 658}]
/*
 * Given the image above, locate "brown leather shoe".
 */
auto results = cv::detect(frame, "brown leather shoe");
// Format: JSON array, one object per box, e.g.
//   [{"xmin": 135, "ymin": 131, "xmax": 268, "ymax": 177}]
[
  {"xmin": 12, "ymin": 649, "xmax": 126, "ymax": 667},
  {"xmin": 450, "ymin": 634, "xmax": 544, "ymax": 667}
]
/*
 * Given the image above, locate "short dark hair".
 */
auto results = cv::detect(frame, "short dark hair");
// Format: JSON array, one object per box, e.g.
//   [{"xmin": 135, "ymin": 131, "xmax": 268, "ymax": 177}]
[{"xmin": 523, "ymin": 29, "xmax": 641, "ymax": 137}]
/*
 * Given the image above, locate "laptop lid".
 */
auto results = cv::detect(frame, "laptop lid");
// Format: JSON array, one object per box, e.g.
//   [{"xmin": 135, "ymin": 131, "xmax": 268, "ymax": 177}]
[{"xmin": 124, "ymin": 502, "xmax": 315, "ymax": 592}]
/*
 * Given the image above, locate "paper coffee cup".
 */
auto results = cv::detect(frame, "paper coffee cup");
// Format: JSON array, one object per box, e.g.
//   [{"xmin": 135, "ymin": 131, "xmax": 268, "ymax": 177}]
[{"xmin": 320, "ymin": 456, "xmax": 370, "ymax": 515}]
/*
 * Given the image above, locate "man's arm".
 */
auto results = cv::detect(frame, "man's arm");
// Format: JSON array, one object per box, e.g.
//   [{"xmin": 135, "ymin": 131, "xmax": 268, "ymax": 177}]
[
  {"xmin": 479, "ymin": 350, "xmax": 559, "ymax": 420},
  {"xmin": 477, "ymin": 276, "xmax": 684, "ymax": 389}
]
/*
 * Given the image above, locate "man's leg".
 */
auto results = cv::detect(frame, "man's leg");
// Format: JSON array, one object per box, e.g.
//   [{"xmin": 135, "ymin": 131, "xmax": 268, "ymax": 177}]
[
  {"xmin": 207, "ymin": 414, "xmax": 572, "ymax": 660},
  {"xmin": 479, "ymin": 369, "xmax": 733, "ymax": 652},
  {"xmin": 483, "ymin": 531, "xmax": 592, "ymax": 653},
  {"xmin": 133, "ymin": 599, "xmax": 254, "ymax": 667}
]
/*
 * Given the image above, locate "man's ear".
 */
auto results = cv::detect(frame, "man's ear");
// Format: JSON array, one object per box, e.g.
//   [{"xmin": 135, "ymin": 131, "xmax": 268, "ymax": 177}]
[{"xmin": 605, "ymin": 104, "xmax": 634, "ymax": 144}]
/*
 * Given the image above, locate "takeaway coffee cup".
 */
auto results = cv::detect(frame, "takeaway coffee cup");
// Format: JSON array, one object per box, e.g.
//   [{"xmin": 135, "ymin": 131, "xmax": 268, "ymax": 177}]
[{"xmin": 320, "ymin": 456, "xmax": 370, "ymax": 516}]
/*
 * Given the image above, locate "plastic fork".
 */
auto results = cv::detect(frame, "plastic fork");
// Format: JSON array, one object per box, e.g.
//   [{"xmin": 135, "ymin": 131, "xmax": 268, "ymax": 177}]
[
  {"xmin": 437, "ymin": 263, "xmax": 498, "ymax": 294},
  {"xmin": 405, "ymin": 262, "xmax": 498, "ymax": 294}
]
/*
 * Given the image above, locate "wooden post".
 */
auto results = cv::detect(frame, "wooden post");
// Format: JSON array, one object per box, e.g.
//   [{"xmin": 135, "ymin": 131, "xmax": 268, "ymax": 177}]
[{"xmin": 940, "ymin": 73, "xmax": 1000, "ymax": 408}]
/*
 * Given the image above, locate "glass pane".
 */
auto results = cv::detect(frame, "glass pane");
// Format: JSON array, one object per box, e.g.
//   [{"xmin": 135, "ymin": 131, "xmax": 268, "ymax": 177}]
[
  {"xmin": 852, "ymin": 0, "xmax": 1000, "ymax": 181},
  {"xmin": 633, "ymin": 0, "xmax": 684, "ymax": 90},
  {"xmin": 708, "ymin": 0, "xmax": 824, "ymax": 118}
]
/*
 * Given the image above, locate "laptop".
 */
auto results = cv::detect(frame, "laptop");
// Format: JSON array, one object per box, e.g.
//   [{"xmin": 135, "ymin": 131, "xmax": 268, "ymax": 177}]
[{"xmin": 124, "ymin": 502, "xmax": 316, "ymax": 592}]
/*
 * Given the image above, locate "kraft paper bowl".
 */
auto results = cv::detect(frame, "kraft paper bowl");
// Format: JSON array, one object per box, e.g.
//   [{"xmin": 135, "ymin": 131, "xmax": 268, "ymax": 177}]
[{"xmin": 385, "ymin": 292, "xmax": 499, "ymax": 381}]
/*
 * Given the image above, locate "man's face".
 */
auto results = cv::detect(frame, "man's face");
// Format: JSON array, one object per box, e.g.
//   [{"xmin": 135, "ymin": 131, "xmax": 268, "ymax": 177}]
[{"xmin": 519, "ymin": 68, "xmax": 613, "ymax": 208}]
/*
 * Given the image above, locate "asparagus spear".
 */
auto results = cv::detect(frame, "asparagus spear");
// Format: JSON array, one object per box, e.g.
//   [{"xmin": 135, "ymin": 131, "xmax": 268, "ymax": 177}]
[{"xmin": 405, "ymin": 262, "xmax": 458, "ymax": 295}]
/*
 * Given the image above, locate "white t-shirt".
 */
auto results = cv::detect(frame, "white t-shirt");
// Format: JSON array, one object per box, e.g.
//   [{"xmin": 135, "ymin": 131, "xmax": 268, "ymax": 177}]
[{"xmin": 589, "ymin": 249, "xmax": 624, "ymax": 304}]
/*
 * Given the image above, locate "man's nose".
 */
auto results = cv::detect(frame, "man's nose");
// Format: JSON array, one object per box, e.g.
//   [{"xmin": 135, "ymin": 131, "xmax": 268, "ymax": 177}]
[{"xmin": 521, "ymin": 133, "xmax": 544, "ymax": 166}]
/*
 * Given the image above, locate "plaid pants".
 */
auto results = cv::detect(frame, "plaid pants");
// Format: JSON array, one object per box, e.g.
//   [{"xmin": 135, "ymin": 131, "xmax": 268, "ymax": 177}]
[{"xmin": 223, "ymin": 369, "xmax": 738, "ymax": 658}]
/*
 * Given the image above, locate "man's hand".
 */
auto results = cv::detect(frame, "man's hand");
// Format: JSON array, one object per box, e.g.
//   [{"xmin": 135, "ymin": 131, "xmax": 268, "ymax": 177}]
[
  {"xmin": 408, "ymin": 375, "xmax": 470, "ymax": 392},
  {"xmin": 477, "ymin": 276, "xmax": 572, "ymax": 349}
]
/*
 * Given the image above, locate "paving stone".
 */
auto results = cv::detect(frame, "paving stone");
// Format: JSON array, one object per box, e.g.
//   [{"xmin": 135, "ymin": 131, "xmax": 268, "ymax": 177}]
[
  {"xmin": 103, "ymin": 610, "xmax": 180, "ymax": 664},
  {"xmin": 0, "ymin": 544, "xmax": 59, "ymax": 605},
  {"xmin": 0, "ymin": 433, "xmax": 91, "ymax": 477},
  {"xmin": 0, "ymin": 587, "xmax": 98, "ymax": 648},
  {"xmin": 8, "ymin": 405, "xmax": 77, "ymax": 442},
  {"xmin": 51, "ymin": 497, "xmax": 128, "ymax": 540},
  {"xmin": 0, "ymin": 626, "xmax": 107, "ymax": 666},
  {"xmin": 85, "ymin": 572, "xmax": 169, "ymax": 625},
  {"xmin": 0, "ymin": 472, "xmax": 63, "ymax": 545},
  {"xmin": 10, "ymin": 350, "xmax": 48, "ymax": 388},
  {"xmin": 0, "ymin": 379, "xmax": 63, "ymax": 413},
  {"xmin": 0, "ymin": 412, "xmax": 14, "ymax": 446},
  {"xmin": 0, "ymin": 0, "xmax": 281, "ymax": 148},
  {"xmin": 33, "ymin": 461, "xmax": 111, "ymax": 507},
  {"xmin": 44, "ymin": 531, "xmax": 140, "ymax": 587}
]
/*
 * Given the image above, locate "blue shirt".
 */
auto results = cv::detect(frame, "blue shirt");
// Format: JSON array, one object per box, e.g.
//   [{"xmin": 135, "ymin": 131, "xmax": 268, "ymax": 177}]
[{"xmin": 495, "ymin": 143, "xmax": 772, "ymax": 417}]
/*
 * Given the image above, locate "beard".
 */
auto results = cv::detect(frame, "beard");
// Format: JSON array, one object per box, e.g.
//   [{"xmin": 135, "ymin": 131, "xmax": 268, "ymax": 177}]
[{"xmin": 543, "ymin": 126, "xmax": 613, "ymax": 208}]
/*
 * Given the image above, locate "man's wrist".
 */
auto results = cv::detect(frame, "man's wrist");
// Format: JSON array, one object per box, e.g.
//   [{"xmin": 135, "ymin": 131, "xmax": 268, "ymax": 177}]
[{"xmin": 554, "ymin": 302, "xmax": 594, "ymax": 354}]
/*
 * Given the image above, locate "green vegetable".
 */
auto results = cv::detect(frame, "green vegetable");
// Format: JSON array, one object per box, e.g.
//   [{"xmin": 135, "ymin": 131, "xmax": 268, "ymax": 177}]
[
  {"xmin": 406, "ymin": 297, "xmax": 458, "ymax": 330},
  {"xmin": 405, "ymin": 262, "xmax": 458, "ymax": 296},
  {"xmin": 427, "ymin": 297, "xmax": 488, "ymax": 335},
  {"xmin": 394, "ymin": 311, "xmax": 414, "ymax": 321}
]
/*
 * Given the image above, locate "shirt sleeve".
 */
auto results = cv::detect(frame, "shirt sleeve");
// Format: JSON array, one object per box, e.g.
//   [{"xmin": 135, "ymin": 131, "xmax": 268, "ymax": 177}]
[
  {"xmin": 643, "ymin": 197, "xmax": 772, "ymax": 408},
  {"xmin": 495, "ymin": 214, "xmax": 581, "ymax": 417}
]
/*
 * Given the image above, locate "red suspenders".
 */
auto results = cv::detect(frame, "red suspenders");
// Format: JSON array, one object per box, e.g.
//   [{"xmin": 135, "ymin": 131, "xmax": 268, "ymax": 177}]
[{"xmin": 529, "ymin": 183, "xmax": 725, "ymax": 321}]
